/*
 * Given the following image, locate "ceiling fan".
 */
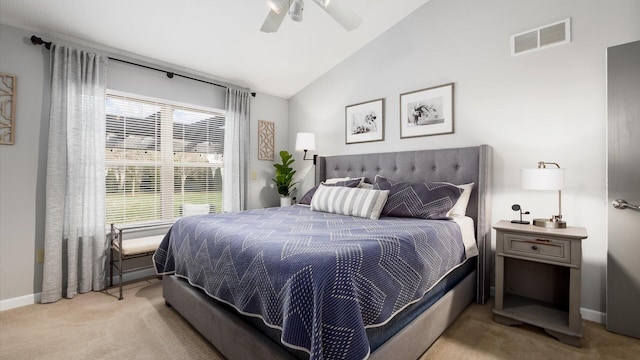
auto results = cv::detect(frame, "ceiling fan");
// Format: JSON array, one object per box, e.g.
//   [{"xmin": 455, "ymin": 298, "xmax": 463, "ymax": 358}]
[{"xmin": 261, "ymin": 0, "xmax": 363, "ymax": 33}]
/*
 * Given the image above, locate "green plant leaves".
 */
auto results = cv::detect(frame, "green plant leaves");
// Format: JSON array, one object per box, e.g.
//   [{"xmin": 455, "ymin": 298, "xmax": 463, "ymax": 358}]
[{"xmin": 273, "ymin": 150, "xmax": 297, "ymax": 197}]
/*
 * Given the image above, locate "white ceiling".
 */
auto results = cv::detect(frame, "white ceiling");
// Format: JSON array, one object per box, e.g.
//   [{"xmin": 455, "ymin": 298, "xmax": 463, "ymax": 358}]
[{"xmin": 0, "ymin": 0, "xmax": 430, "ymax": 99}]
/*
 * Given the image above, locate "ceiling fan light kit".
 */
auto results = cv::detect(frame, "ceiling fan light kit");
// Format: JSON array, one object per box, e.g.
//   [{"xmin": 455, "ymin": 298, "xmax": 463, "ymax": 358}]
[
  {"xmin": 289, "ymin": 0, "xmax": 304, "ymax": 22},
  {"xmin": 261, "ymin": 0, "xmax": 362, "ymax": 33}
]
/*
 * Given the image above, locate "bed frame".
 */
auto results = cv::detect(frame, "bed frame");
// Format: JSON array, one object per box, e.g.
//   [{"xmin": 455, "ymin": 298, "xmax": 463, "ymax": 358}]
[{"xmin": 163, "ymin": 145, "xmax": 493, "ymax": 359}]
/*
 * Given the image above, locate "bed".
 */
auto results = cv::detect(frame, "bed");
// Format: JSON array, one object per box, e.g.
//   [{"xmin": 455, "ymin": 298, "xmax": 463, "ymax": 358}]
[{"xmin": 155, "ymin": 145, "xmax": 492, "ymax": 360}]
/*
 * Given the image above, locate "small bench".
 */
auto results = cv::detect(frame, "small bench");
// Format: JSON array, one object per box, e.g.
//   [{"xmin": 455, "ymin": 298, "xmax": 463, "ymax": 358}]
[
  {"xmin": 110, "ymin": 204, "xmax": 212, "ymax": 300},
  {"xmin": 109, "ymin": 222, "xmax": 172, "ymax": 300}
]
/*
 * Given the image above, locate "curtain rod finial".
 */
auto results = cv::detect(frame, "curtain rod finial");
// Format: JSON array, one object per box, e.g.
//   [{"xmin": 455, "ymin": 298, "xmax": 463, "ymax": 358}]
[{"xmin": 30, "ymin": 35, "xmax": 52, "ymax": 49}]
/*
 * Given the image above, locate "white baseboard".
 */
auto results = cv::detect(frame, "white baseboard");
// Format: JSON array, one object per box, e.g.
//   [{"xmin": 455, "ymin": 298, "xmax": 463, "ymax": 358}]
[
  {"xmin": 1, "ymin": 267, "xmax": 157, "ymax": 312},
  {"xmin": 0, "ymin": 292, "xmax": 41, "ymax": 312},
  {"xmin": 581, "ymin": 307, "xmax": 606, "ymax": 324}
]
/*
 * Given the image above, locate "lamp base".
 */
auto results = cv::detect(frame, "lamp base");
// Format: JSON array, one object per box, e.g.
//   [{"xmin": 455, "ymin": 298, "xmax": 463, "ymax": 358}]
[{"xmin": 533, "ymin": 218, "xmax": 567, "ymax": 229}]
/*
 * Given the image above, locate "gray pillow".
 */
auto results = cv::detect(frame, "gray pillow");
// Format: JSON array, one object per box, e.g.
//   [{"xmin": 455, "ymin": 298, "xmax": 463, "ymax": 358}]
[{"xmin": 373, "ymin": 175, "xmax": 463, "ymax": 220}]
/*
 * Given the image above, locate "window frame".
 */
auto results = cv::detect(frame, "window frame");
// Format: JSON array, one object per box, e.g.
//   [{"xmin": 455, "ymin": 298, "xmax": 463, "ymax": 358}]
[{"xmin": 105, "ymin": 89, "xmax": 225, "ymax": 226}]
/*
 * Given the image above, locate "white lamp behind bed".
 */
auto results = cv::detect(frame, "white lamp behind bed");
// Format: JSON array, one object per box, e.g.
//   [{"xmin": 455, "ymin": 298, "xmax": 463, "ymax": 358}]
[{"xmin": 295, "ymin": 132, "xmax": 317, "ymax": 165}]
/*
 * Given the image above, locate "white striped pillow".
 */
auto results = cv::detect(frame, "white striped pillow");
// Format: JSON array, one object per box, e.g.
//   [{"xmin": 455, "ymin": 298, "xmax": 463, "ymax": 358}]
[{"xmin": 310, "ymin": 185, "xmax": 389, "ymax": 220}]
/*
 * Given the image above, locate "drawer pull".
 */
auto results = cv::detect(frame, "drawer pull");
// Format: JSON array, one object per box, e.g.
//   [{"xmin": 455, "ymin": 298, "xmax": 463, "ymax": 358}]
[
  {"xmin": 531, "ymin": 245, "xmax": 538, "ymax": 251},
  {"xmin": 521, "ymin": 240, "xmax": 561, "ymax": 247}
]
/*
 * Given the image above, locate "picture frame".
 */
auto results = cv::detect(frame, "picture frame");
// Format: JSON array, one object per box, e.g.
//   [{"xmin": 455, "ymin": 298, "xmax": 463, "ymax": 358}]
[
  {"xmin": 345, "ymin": 98, "xmax": 384, "ymax": 144},
  {"xmin": 400, "ymin": 83, "xmax": 454, "ymax": 139}
]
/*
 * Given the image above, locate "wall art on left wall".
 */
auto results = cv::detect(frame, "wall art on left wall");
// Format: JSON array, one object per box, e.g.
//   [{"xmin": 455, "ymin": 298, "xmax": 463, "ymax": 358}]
[
  {"xmin": 0, "ymin": 72, "xmax": 16, "ymax": 145},
  {"xmin": 258, "ymin": 120, "xmax": 275, "ymax": 160}
]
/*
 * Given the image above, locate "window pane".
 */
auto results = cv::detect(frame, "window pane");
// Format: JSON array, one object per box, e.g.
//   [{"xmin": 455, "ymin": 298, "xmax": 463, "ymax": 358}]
[
  {"xmin": 174, "ymin": 165, "xmax": 222, "ymax": 217},
  {"xmin": 106, "ymin": 97, "xmax": 161, "ymax": 152},
  {"xmin": 106, "ymin": 165, "xmax": 161, "ymax": 224},
  {"xmin": 106, "ymin": 93, "xmax": 224, "ymax": 226},
  {"xmin": 172, "ymin": 107, "xmax": 224, "ymax": 218},
  {"xmin": 173, "ymin": 108, "xmax": 224, "ymax": 155}
]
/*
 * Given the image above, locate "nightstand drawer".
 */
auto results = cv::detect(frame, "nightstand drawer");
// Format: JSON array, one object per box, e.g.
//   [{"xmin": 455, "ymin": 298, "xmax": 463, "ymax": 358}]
[{"xmin": 503, "ymin": 233, "xmax": 570, "ymax": 264}]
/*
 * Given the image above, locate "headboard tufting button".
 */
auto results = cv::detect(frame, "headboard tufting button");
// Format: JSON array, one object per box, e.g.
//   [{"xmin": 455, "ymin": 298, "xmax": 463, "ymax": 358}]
[{"xmin": 432, "ymin": 166, "xmax": 437, "ymax": 171}]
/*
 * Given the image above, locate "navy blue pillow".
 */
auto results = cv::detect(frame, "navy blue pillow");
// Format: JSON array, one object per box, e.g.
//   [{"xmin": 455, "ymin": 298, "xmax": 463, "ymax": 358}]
[
  {"xmin": 373, "ymin": 175, "xmax": 463, "ymax": 219},
  {"xmin": 298, "ymin": 178, "xmax": 362, "ymax": 205}
]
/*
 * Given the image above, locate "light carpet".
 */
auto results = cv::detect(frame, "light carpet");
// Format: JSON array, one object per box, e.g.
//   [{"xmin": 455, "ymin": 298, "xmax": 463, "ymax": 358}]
[{"xmin": 0, "ymin": 279, "xmax": 638, "ymax": 359}]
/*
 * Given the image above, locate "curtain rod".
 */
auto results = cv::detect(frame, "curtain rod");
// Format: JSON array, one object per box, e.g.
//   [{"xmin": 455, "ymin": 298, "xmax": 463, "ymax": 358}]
[{"xmin": 30, "ymin": 35, "xmax": 256, "ymax": 97}]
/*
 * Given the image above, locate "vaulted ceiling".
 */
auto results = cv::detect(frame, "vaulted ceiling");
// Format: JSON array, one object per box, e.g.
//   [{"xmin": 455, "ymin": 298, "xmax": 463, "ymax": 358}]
[{"xmin": 0, "ymin": 0, "xmax": 431, "ymax": 98}]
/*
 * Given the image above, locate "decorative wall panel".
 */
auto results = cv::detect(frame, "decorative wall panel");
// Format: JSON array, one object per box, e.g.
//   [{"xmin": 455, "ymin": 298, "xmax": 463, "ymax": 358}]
[
  {"xmin": 258, "ymin": 120, "xmax": 274, "ymax": 160},
  {"xmin": 0, "ymin": 73, "xmax": 16, "ymax": 145}
]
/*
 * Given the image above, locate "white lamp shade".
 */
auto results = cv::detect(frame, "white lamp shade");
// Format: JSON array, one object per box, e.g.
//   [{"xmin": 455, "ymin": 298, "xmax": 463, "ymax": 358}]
[
  {"xmin": 295, "ymin": 132, "xmax": 316, "ymax": 151},
  {"xmin": 521, "ymin": 168, "xmax": 565, "ymax": 190}
]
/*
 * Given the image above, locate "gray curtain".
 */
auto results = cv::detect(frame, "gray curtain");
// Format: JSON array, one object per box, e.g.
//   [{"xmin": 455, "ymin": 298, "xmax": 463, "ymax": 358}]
[
  {"xmin": 223, "ymin": 87, "xmax": 251, "ymax": 212},
  {"xmin": 42, "ymin": 44, "xmax": 108, "ymax": 303}
]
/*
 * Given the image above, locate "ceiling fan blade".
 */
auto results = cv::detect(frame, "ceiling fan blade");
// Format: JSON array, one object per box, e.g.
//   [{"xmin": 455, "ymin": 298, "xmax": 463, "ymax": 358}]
[
  {"xmin": 260, "ymin": 7, "xmax": 288, "ymax": 33},
  {"xmin": 313, "ymin": 0, "xmax": 363, "ymax": 31}
]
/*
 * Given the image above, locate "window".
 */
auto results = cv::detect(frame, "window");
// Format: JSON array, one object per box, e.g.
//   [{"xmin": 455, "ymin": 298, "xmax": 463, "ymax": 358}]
[{"xmin": 105, "ymin": 92, "xmax": 225, "ymax": 225}]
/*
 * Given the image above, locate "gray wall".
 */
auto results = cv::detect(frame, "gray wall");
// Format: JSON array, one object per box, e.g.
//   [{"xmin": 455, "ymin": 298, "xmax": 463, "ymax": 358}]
[
  {"xmin": 249, "ymin": 93, "xmax": 289, "ymax": 210},
  {"xmin": 0, "ymin": 24, "xmax": 49, "ymax": 303},
  {"xmin": 288, "ymin": 0, "xmax": 640, "ymax": 318},
  {"xmin": 0, "ymin": 23, "xmax": 287, "ymax": 302},
  {"xmin": 2, "ymin": 0, "xmax": 639, "ymax": 319}
]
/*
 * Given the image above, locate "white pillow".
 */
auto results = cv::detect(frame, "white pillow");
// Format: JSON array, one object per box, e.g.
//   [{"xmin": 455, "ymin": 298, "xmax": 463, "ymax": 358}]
[
  {"xmin": 358, "ymin": 182, "xmax": 374, "ymax": 189},
  {"xmin": 183, "ymin": 203, "xmax": 210, "ymax": 217},
  {"xmin": 324, "ymin": 177, "xmax": 364, "ymax": 186},
  {"xmin": 323, "ymin": 177, "xmax": 351, "ymax": 184},
  {"xmin": 447, "ymin": 183, "xmax": 474, "ymax": 216},
  {"xmin": 310, "ymin": 185, "xmax": 389, "ymax": 220}
]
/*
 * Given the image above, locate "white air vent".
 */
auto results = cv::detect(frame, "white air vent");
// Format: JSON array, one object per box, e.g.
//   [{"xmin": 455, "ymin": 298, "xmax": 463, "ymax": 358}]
[{"xmin": 511, "ymin": 18, "xmax": 571, "ymax": 56}]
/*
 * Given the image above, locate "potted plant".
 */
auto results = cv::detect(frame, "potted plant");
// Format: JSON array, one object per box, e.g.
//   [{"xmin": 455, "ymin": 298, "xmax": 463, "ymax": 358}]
[{"xmin": 273, "ymin": 150, "xmax": 297, "ymax": 206}]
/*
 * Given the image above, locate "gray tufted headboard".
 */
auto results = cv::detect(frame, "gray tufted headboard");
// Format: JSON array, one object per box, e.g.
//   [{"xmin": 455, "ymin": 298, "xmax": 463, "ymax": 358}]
[{"xmin": 315, "ymin": 145, "xmax": 493, "ymax": 304}]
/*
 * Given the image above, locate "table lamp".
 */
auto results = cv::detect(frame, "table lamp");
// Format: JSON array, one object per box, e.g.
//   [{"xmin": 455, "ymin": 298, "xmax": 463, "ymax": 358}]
[{"xmin": 521, "ymin": 161, "xmax": 566, "ymax": 228}]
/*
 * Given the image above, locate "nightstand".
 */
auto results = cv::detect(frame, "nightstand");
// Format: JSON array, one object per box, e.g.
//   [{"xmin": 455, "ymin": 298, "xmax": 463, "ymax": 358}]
[{"xmin": 493, "ymin": 220, "xmax": 588, "ymax": 347}]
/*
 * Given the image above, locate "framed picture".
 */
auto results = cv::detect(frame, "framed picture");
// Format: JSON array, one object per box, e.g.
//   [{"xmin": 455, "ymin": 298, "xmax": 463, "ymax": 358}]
[
  {"xmin": 345, "ymin": 98, "xmax": 384, "ymax": 144},
  {"xmin": 400, "ymin": 83, "xmax": 454, "ymax": 139}
]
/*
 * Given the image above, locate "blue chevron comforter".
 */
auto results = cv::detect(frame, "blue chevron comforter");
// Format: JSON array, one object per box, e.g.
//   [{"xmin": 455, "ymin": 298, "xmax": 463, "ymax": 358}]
[{"xmin": 154, "ymin": 205, "xmax": 467, "ymax": 360}]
